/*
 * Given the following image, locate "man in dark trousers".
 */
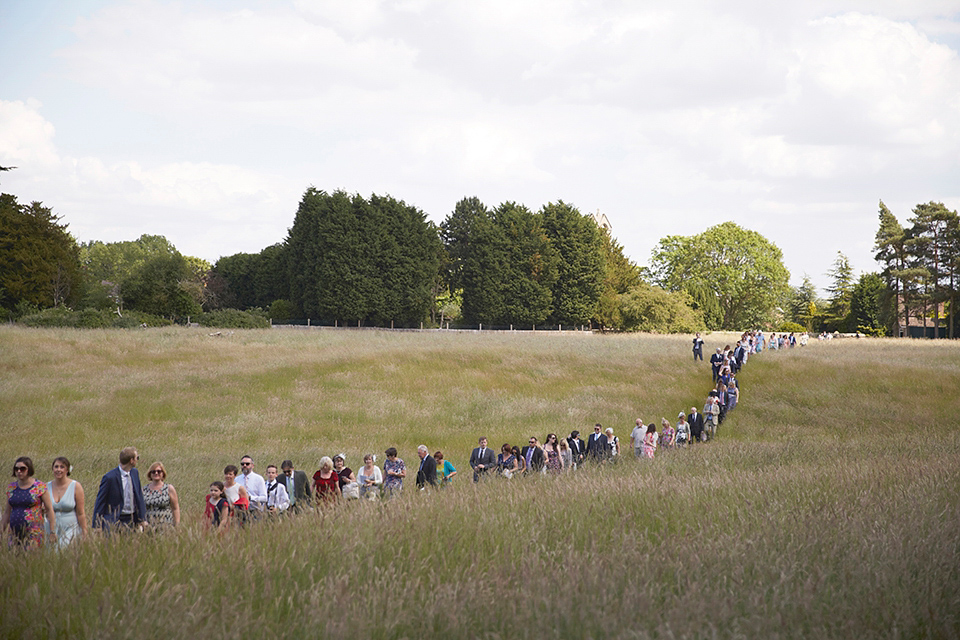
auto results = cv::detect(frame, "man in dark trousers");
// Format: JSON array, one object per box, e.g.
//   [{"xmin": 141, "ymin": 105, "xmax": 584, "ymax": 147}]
[
  {"xmin": 416, "ymin": 445, "xmax": 438, "ymax": 488},
  {"xmin": 688, "ymin": 406, "xmax": 705, "ymax": 444},
  {"xmin": 93, "ymin": 446, "xmax": 147, "ymax": 531},
  {"xmin": 692, "ymin": 332, "xmax": 704, "ymax": 361},
  {"xmin": 710, "ymin": 347, "xmax": 724, "ymax": 383},
  {"xmin": 585, "ymin": 423, "xmax": 606, "ymax": 462},
  {"xmin": 566, "ymin": 430, "xmax": 586, "ymax": 468},
  {"xmin": 469, "ymin": 436, "xmax": 496, "ymax": 482}
]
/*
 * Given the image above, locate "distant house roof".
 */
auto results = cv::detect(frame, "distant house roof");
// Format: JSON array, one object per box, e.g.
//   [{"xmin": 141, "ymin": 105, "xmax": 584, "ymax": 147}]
[{"xmin": 592, "ymin": 210, "xmax": 611, "ymax": 232}]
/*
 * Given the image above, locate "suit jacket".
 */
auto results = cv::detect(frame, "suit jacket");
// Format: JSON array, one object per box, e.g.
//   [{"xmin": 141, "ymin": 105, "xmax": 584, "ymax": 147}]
[
  {"xmin": 586, "ymin": 432, "xmax": 606, "ymax": 459},
  {"xmin": 416, "ymin": 454, "xmax": 438, "ymax": 488},
  {"xmin": 688, "ymin": 412, "xmax": 705, "ymax": 436},
  {"xmin": 93, "ymin": 466, "xmax": 147, "ymax": 528},
  {"xmin": 284, "ymin": 470, "xmax": 312, "ymax": 505},
  {"xmin": 567, "ymin": 437, "xmax": 585, "ymax": 463},
  {"xmin": 520, "ymin": 446, "xmax": 545, "ymax": 473},
  {"xmin": 469, "ymin": 447, "xmax": 497, "ymax": 481}
]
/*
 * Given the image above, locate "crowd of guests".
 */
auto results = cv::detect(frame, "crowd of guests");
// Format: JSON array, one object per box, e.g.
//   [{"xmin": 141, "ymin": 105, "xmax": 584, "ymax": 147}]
[{"xmin": 4, "ymin": 330, "xmax": 806, "ymax": 548}]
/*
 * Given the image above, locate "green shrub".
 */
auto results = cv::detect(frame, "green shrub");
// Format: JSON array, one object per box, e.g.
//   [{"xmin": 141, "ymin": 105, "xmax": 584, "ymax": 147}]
[
  {"xmin": 778, "ymin": 321, "xmax": 806, "ymax": 332},
  {"xmin": 196, "ymin": 308, "xmax": 270, "ymax": 329},
  {"xmin": 268, "ymin": 299, "xmax": 295, "ymax": 323},
  {"xmin": 17, "ymin": 307, "xmax": 171, "ymax": 328},
  {"xmin": 18, "ymin": 306, "xmax": 76, "ymax": 327}
]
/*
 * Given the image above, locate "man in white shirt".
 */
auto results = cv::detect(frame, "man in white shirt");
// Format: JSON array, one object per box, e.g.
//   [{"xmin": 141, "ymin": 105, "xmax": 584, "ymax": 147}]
[
  {"xmin": 264, "ymin": 464, "xmax": 290, "ymax": 514},
  {"xmin": 630, "ymin": 419, "xmax": 646, "ymax": 458},
  {"xmin": 238, "ymin": 455, "xmax": 267, "ymax": 513}
]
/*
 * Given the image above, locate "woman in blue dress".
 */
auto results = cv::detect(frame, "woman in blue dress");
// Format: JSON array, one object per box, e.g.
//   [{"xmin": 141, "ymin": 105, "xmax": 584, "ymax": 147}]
[{"xmin": 46, "ymin": 456, "xmax": 87, "ymax": 547}]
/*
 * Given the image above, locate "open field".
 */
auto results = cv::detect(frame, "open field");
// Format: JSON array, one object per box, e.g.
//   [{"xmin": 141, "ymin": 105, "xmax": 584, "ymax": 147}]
[{"xmin": 1, "ymin": 327, "xmax": 959, "ymax": 639}]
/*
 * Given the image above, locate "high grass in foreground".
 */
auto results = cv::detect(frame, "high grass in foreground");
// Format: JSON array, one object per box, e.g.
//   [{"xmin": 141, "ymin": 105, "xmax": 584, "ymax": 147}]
[{"xmin": 0, "ymin": 327, "xmax": 958, "ymax": 639}]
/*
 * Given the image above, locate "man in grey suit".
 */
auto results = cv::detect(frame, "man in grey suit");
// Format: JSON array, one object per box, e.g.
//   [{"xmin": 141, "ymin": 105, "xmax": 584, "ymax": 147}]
[
  {"xmin": 469, "ymin": 436, "xmax": 496, "ymax": 482},
  {"xmin": 280, "ymin": 460, "xmax": 312, "ymax": 512}
]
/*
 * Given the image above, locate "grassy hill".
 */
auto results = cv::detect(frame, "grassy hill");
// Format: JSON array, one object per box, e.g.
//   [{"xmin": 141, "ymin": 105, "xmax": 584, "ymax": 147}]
[{"xmin": 1, "ymin": 327, "xmax": 958, "ymax": 638}]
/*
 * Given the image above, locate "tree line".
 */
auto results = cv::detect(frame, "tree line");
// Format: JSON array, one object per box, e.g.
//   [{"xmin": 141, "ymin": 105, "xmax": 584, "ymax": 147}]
[
  {"xmin": 0, "ymin": 187, "xmax": 792, "ymax": 332},
  {"xmin": 5, "ymin": 186, "xmax": 956, "ymax": 336}
]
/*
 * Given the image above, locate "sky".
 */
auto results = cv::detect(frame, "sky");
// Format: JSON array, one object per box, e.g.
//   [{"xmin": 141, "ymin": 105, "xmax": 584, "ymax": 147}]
[{"xmin": 2, "ymin": 0, "xmax": 959, "ymax": 295}]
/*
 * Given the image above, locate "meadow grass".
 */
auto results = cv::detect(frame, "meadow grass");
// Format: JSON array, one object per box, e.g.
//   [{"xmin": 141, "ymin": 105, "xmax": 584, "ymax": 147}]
[{"xmin": 0, "ymin": 327, "xmax": 958, "ymax": 639}]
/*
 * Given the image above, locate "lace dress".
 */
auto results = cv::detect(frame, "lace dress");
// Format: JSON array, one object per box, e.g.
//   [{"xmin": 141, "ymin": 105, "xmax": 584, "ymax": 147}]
[{"xmin": 143, "ymin": 483, "xmax": 174, "ymax": 528}]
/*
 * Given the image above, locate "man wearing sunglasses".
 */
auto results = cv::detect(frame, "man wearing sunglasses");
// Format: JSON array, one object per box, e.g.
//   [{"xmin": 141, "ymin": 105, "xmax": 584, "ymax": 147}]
[
  {"xmin": 237, "ymin": 455, "xmax": 267, "ymax": 516},
  {"xmin": 93, "ymin": 446, "xmax": 147, "ymax": 531},
  {"xmin": 585, "ymin": 423, "xmax": 606, "ymax": 462}
]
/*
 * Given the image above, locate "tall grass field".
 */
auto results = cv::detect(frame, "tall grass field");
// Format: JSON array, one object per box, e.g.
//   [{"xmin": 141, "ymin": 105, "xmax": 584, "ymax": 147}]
[{"xmin": 1, "ymin": 326, "xmax": 958, "ymax": 639}]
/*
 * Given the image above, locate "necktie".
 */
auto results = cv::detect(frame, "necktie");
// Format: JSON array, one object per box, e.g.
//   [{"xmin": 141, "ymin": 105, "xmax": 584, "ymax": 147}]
[
  {"xmin": 287, "ymin": 475, "xmax": 295, "ymax": 504},
  {"xmin": 122, "ymin": 471, "xmax": 133, "ymax": 514}
]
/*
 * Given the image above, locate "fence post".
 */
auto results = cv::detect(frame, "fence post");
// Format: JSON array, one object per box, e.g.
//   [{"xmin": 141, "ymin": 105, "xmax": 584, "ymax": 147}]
[
  {"xmin": 480, "ymin": 323, "xmax": 483, "ymax": 331},
  {"xmin": 308, "ymin": 318, "xmax": 311, "ymax": 327},
  {"xmin": 559, "ymin": 324, "xmax": 562, "ymax": 331},
  {"xmin": 391, "ymin": 320, "xmax": 394, "ymax": 329}
]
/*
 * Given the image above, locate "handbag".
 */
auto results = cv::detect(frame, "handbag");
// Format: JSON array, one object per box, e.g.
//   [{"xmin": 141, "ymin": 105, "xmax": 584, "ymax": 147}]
[{"xmin": 342, "ymin": 481, "xmax": 360, "ymax": 500}]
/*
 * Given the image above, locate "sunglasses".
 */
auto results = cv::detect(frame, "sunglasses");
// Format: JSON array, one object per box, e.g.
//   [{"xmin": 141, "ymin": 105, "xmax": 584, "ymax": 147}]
[
  {"xmin": 14, "ymin": 466, "xmax": 28, "ymax": 472},
  {"xmin": 241, "ymin": 462, "xmax": 252, "ymax": 467}
]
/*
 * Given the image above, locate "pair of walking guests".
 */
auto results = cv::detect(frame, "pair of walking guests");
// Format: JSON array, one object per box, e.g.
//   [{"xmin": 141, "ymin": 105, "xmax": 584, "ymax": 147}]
[{"xmin": 91, "ymin": 446, "xmax": 183, "ymax": 532}]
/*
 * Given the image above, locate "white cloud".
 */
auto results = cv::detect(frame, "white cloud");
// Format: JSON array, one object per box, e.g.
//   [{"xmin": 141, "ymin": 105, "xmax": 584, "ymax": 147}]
[
  {"xmin": 0, "ymin": 99, "xmax": 297, "ymax": 257},
  {"xmin": 0, "ymin": 99, "xmax": 59, "ymax": 171},
  {"xmin": 1, "ymin": 1, "xmax": 958, "ymax": 292}
]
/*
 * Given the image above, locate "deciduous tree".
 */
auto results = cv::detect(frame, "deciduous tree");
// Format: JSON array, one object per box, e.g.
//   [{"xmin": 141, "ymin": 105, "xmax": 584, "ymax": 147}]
[{"xmin": 650, "ymin": 222, "xmax": 789, "ymax": 330}]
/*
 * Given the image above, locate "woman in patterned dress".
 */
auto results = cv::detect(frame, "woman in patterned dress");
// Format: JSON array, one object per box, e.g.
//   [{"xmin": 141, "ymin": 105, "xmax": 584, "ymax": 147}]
[
  {"xmin": 2, "ymin": 457, "xmax": 56, "ymax": 549},
  {"xmin": 382, "ymin": 448, "xmax": 405, "ymax": 498},
  {"xmin": 142, "ymin": 462, "xmax": 180, "ymax": 530},
  {"xmin": 543, "ymin": 433, "xmax": 564, "ymax": 474}
]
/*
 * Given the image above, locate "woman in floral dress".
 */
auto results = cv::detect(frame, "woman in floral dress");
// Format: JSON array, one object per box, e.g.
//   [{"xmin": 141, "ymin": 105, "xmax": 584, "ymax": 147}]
[
  {"xmin": 543, "ymin": 433, "xmax": 564, "ymax": 474},
  {"xmin": 382, "ymin": 447, "xmax": 405, "ymax": 498},
  {"xmin": 2, "ymin": 457, "xmax": 56, "ymax": 549}
]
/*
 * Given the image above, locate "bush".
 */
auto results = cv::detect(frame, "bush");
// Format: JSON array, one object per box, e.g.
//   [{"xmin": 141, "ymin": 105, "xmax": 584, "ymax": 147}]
[
  {"xmin": 196, "ymin": 309, "xmax": 270, "ymax": 329},
  {"xmin": 18, "ymin": 306, "xmax": 76, "ymax": 327},
  {"xmin": 618, "ymin": 282, "xmax": 706, "ymax": 333},
  {"xmin": 17, "ymin": 307, "xmax": 171, "ymax": 328},
  {"xmin": 778, "ymin": 321, "xmax": 806, "ymax": 333},
  {"xmin": 268, "ymin": 299, "xmax": 295, "ymax": 323}
]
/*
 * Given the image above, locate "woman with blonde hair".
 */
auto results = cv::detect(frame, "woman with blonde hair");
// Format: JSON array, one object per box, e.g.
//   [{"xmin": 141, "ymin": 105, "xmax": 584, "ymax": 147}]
[
  {"xmin": 143, "ymin": 461, "xmax": 180, "ymax": 529},
  {"xmin": 604, "ymin": 428, "xmax": 620, "ymax": 460},
  {"xmin": 660, "ymin": 418, "xmax": 675, "ymax": 449},
  {"xmin": 313, "ymin": 456, "xmax": 340, "ymax": 503}
]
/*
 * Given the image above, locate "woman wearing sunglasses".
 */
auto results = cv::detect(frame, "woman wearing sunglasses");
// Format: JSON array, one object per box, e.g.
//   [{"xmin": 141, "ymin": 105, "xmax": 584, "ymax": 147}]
[{"xmin": 2, "ymin": 457, "xmax": 57, "ymax": 549}]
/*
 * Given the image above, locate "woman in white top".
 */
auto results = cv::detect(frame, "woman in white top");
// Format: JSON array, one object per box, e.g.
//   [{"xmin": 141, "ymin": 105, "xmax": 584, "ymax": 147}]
[
  {"xmin": 357, "ymin": 454, "xmax": 383, "ymax": 500},
  {"xmin": 46, "ymin": 456, "xmax": 87, "ymax": 548}
]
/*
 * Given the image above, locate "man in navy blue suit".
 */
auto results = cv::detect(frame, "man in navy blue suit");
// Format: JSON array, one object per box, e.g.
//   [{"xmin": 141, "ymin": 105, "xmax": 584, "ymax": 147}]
[{"xmin": 93, "ymin": 446, "xmax": 147, "ymax": 530}]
